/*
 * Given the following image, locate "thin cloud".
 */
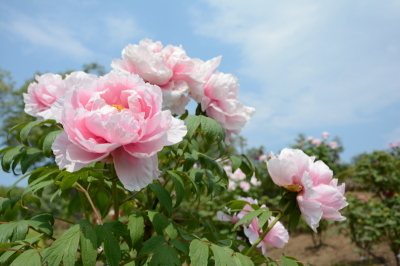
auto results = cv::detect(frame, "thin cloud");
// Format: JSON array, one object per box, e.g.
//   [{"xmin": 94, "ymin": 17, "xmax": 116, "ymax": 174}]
[
  {"xmin": 3, "ymin": 9, "xmax": 94, "ymax": 60},
  {"xmin": 192, "ymin": 0, "xmax": 400, "ymax": 146}
]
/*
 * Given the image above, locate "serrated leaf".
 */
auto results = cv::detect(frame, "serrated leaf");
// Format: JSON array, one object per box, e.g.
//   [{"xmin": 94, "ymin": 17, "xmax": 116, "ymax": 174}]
[
  {"xmin": 233, "ymin": 253, "xmax": 254, "ymax": 266},
  {"xmin": 230, "ymin": 155, "xmax": 242, "ymax": 173},
  {"xmin": 139, "ymin": 235, "xmax": 167, "ymax": 255},
  {"xmin": 189, "ymin": 239, "xmax": 209, "ymax": 266},
  {"xmin": 149, "ymin": 244, "xmax": 181, "ymax": 266},
  {"xmin": 103, "ymin": 229, "xmax": 121, "ymax": 266},
  {"xmin": 149, "ymin": 183, "xmax": 173, "ymax": 216},
  {"xmin": 167, "ymin": 171, "xmax": 185, "ymax": 208},
  {"xmin": 200, "ymin": 115, "xmax": 225, "ymax": 142},
  {"xmin": 128, "ymin": 213, "xmax": 144, "ymax": 246},
  {"xmin": 0, "ymin": 244, "xmax": 24, "ymax": 264},
  {"xmin": 210, "ymin": 244, "xmax": 236, "ymax": 266},
  {"xmin": 184, "ymin": 115, "xmax": 201, "ymax": 139},
  {"xmin": 1, "ymin": 145, "xmax": 24, "ymax": 172},
  {"xmin": 80, "ymin": 226, "xmax": 97, "ymax": 266},
  {"xmin": 10, "ymin": 249, "xmax": 41, "ymax": 266},
  {"xmin": 41, "ymin": 130, "xmax": 63, "ymax": 157},
  {"xmin": 0, "ymin": 221, "xmax": 29, "ymax": 243},
  {"xmin": 42, "ymin": 220, "xmax": 90, "ymax": 266}
]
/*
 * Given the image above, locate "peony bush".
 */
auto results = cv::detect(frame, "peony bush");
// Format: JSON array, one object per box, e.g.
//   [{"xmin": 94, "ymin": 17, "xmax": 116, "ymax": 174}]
[{"xmin": 0, "ymin": 39, "xmax": 347, "ymax": 265}]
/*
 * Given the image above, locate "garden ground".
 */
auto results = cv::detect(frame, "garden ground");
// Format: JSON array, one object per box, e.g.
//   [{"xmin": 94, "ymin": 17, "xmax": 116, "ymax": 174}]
[{"xmin": 268, "ymin": 228, "xmax": 395, "ymax": 266}]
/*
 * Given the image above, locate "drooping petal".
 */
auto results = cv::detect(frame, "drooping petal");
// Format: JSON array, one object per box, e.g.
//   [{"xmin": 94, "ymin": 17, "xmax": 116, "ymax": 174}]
[
  {"xmin": 297, "ymin": 195, "xmax": 323, "ymax": 233},
  {"xmin": 112, "ymin": 147, "xmax": 161, "ymax": 191}
]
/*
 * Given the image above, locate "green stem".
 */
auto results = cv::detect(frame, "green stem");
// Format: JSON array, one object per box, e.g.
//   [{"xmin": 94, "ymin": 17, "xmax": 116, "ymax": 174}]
[
  {"xmin": 244, "ymin": 200, "xmax": 291, "ymax": 256},
  {"xmin": 112, "ymin": 180, "xmax": 119, "ymax": 221}
]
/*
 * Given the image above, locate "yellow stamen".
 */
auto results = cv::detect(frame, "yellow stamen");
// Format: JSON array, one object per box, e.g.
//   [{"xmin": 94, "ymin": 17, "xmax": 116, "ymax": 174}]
[
  {"xmin": 111, "ymin": 104, "xmax": 125, "ymax": 112},
  {"xmin": 283, "ymin": 184, "xmax": 303, "ymax": 192}
]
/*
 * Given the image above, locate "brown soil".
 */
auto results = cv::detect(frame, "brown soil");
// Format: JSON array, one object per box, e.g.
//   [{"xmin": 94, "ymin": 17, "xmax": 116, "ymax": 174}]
[{"xmin": 267, "ymin": 228, "xmax": 395, "ymax": 266}]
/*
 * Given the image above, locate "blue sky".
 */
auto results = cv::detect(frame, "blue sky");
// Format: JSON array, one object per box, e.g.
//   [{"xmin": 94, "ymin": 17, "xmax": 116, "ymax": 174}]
[{"xmin": 1, "ymin": 0, "xmax": 400, "ymax": 186}]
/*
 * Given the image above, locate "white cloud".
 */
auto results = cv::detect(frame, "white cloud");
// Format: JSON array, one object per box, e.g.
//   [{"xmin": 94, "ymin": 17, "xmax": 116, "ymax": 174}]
[
  {"xmin": 193, "ymin": 0, "xmax": 400, "ymax": 143},
  {"xmin": 103, "ymin": 17, "xmax": 144, "ymax": 47},
  {"xmin": 3, "ymin": 10, "xmax": 94, "ymax": 60}
]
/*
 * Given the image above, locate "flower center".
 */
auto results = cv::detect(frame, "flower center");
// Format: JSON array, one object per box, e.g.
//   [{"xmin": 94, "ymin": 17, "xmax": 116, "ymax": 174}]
[
  {"xmin": 111, "ymin": 104, "xmax": 125, "ymax": 112},
  {"xmin": 283, "ymin": 184, "xmax": 303, "ymax": 192}
]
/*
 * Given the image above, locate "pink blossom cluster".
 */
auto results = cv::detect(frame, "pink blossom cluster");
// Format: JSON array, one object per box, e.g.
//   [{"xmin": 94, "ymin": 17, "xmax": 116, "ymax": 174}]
[
  {"xmin": 22, "ymin": 39, "xmax": 256, "ymax": 191},
  {"xmin": 217, "ymin": 197, "xmax": 289, "ymax": 257},
  {"xmin": 224, "ymin": 166, "xmax": 261, "ymax": 192},
  {"xmin": 306, "ymin": 132, "xmax": 339, "ymax": 150},
  {"xmin": 389, "ymin": 140, "xmax": 400, "ymax": 148},
  {"xmin": 24, "ymin": 70, "xmax": 187, "ymax": 191},
  {"xmin": 111, "ymin": 39, "xmax": 255, "ymax": 138},
  {"xmin": 267, "ymin": 148, "xmax": 347, "ymax": 232}
]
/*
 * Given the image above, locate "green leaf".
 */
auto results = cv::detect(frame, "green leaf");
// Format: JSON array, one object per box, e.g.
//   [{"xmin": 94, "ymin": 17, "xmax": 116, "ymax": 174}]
[
  {"xmin": 149, "ymin": 244, "xmax": 181, "ymax": 266},
  {"xmin": 0, "ymin": 244, "xmax": 24, "ymax": 264},
  {"xmin": 1, "ymin": 145, "xmax": 24, "ymax": 172},
  {"xmin": 128, "ymin": 213, "xmax": 145, "ymax": 246},
  {"xmin": 233, "ymin": 209, "xmax": 265, "ymax": 230},
  {"xmin": 189, "ymin": 239, "xmax": 209, "ymax": 266},
  {"xmin": 288, "ymin": 207, "xmax": 301, "ymax": 231},
  {"xmin": 148, "ymin": 211, "xmax": 178, "ymax": 239},
  {"xmin": 169, "ymin": 239, "xmax": 189, "ymax": 254},
  {"xmin": 103, "ymin": 228, "xmax": 121, "ymax": 266},
  {"xmin": 42, "ymin": 220, "xmax": 90, "ymax": 266},
  {"xmin": 167, "ymin": 171, "xmax": 185, "ymax": 208},
  {"xmin": 184, "ymin": 115, "xmax": 201, "ymax": 139},
  {"xmin": 10, "ymin": 249, "xmax": 41, "ymax": 266},
  {"xmin": 210, "ymin": 244, "xmax": 236, "ymax": 266},
  {"xmin": 103, "ymin": 221, "xmax": 129, "ymax": 236},
  {"xmin": 233, "ymin": 253, "xmax": 254, "ymax": 266},
  {"xmin": 139, "ymin": 235, "xmax": 167, "ymax": 255},
  {"xmin": 0, "ymin": 221, "xmax": 29, "ymax": 243},
  {"xmin": 226, "ymin": 200, "xmax": 250, "ymax": 211},
  {"xmin": 281, "ymin": 254, "xmax": 299, "ymax": 266},
  {"xmin": 80, "ymin": 226, "xmax": 97, "ymax": 266},
  {"xmin": 149, "ymin": 183, "xmax": 173, "ymax": 216},
  {"xmin": 20, "ymin": 148, "xmax": 42, "ymax": 174},
  {"xmin": 258, "ymin": 211, "xmax": 273, "ymax": 229},
  {"xmin": 230, "ymin": 155, "xmax": 242, "ymax": 173},
  {"xmin": 41, "ymin": 130, "xmax": 63, "ymax": 157},
  {"xmin": 200, "ymin": 115, "xmax": 225, "ymax": 142},
  {"xmin": 28, "ymin": 213, "xmax": 54, "ymax": 237},
  {"xmin": 60, "ymin": 173, "xmax": 79, "ymax": 191},
  {"xmin": 18, "ymin": 120, "xmax": 56, "ymax": 145}
]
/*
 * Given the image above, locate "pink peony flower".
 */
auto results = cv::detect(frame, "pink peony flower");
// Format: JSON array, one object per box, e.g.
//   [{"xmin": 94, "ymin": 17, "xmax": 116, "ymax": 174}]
[
  {"xmin": 51, "ymin": 70, "xmax": 187, "ymax": 191},
  {"xmin": 24, "ymin": 72, "xmax": 96, "ymax": 120},
  {"xmin": 239, "ymin": 181, "xmax": 251, "ymax": 192},
  {"xmin": 322, "ymin": 131, "xmax": 330, "ymax": 139},
  {"xmin": 307, "ymin": 136, "xmax": 313, "ymax": 142},
  {"xmin": 312, "ymin": 138, "xmax": 322, "ymax": 146},
  {"xmin": 328, "ymin": 141, "xmax": 339, "ymax": 149},
  {"xmin": 200, "ymin": 72, "xmax": 255, "ymax": 138},
  {"xmin": 217, "ymin": 197, "xmax": 289, "ymax": 257},
  {"xmin": 267, "ymin": 148, "xmax": 347, "ymax": 232},
  {"xmin": 258, "ymin": 154, "xmax": 268, "ymax": 162},
  {"xmin": 24, "ymin": 73, "xmax": 68, "ymax": 120},
  {"xmin": 250, "ymin": 176, "xmax": 261, "ymax": 186},
  {"xmin": 111, "ymin": 38, "xmax": 220, "ymax": 115}
]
